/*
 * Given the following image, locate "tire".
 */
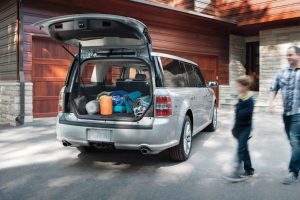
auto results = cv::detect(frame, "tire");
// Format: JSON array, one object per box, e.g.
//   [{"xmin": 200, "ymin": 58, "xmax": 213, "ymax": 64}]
[
  {"xmin": 204, "ymin": 104, "xmax": 217, "ymax": 132},
  {"xmin": 76, "ymin": 146, "xmax": 95, "ymax": 153},
  {"xmin": 170, "ymin": 116, "xmax": 193, "ymax": 161}
]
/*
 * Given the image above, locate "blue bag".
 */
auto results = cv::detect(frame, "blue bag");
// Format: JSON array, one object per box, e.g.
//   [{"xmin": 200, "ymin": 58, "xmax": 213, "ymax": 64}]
[
  {"xmin": 112, "ymin": 95, "xmax": 124, "ymax": 106},
  {"xmin": 111, "ymin": 90, "xmax": 128, "ymax": 96},
  {"xmin": 123, "ymin": 96, "xmax": 133, "ymax": 113},
  {"xmin": 113, "ymin": 105, "xmax": 126, "ymax": 113},
  {"xmin": 127, "ymin": 91, "xmax": 142, "ymax": 101}
]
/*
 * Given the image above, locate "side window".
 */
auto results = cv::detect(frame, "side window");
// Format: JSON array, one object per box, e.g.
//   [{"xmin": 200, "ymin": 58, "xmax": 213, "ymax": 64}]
[
  {"xmin": 81, "ymin": 63, "xmax": 96, "ymax": 84},
  {"xmin": 128, "ymin": 67, "xmax": 137, "ymax": 79},
  {"xmin": 193, "ymin": 65, "xmax": 206, "ymax": 87},
  {"xmin": 105, "ymin": 66, "xmax": 122, "ymax": 84},
  {"xmin": 160, "ymin": 57, "xmax": 185, "ymax": 87},
  {"xmin": 184, "ymin": 63, "xmax": 197, "ymax": 87},
  {"xmin": 183, "ymin": 63, "xmax": 205, "ymax": 87}
]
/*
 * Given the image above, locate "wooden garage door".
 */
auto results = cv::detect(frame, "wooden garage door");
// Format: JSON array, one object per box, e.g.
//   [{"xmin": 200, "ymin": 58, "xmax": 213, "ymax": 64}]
[{"xmin": 32, "ymin": 37, "xmax": 77, "ymax": 118}]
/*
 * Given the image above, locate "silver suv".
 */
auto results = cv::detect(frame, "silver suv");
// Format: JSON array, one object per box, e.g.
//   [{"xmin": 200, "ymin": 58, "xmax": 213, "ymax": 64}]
[{"xmin": 35, "ymin": 14, "xmax": 218, "ymax": 161}]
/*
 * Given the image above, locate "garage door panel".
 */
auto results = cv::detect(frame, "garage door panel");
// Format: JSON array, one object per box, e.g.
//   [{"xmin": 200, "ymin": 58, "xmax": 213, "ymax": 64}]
[
  {"xmin": 33, "ymin": 99, "xmax": 59, "ymax": 118},
  {"xmin": 33, "ymin": 99, "xmax": 58, "ymax": 113},
  {"xmin": 34, "ymin": 81, "xmax": 65, "ymax": 97},
  {"xmin": 33, "ymin": 38, "xmax": 77, "ymax": 59},
  {"xmin": 33, "ymin": 37, "xmax": 73, "ymax": 117},
  {"xmin": 33, "ymin": 64, "xmax": 69, "ymax": 78}
]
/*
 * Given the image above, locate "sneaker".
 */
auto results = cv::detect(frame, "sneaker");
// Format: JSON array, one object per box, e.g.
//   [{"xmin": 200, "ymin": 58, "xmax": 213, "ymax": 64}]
[
  {"xmin": 223, "ymin": 173, "xmax": 248, "ymax": 183},
  {"xmin": 282, "ymin": 172, "xmax": 298, "ymax": 185},
  {"xmin": 240, "ymin": 170, "xmax": 254, "ymax": 178}
]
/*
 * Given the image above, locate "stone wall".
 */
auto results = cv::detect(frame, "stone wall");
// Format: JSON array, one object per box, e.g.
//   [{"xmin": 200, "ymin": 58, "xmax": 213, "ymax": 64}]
[
  {"xmin": 220, "ymin": 27, "xmax": 300, "ymax": 112},
  {"xmin": 0, "ymin": 81, "xmax": 33, "ymax": 126},
  {"xmin": 258, "ymin": 25, "xmax": 300, "ymax": 112},
  {"xmin": 219, "ymin": 34, "xmax": 246, "ymax": 108}
]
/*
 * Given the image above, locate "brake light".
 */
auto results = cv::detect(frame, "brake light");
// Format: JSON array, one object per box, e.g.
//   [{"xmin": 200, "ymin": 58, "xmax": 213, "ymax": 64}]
[
  {"xmin": 156, "ymin": 96, "xmax": 172, "ymax": 117},
  {"xmin": 58, "ymin": 92, "xmax": 64, "ymax": 113}
]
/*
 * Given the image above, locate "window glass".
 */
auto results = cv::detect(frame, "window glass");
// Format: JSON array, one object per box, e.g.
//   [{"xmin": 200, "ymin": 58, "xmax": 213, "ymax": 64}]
[
  {"xmin": 108, "ymin": 66, "xmax": 122, "ymax": 84},
  {"xmin": 160, "ymin": 57, "xmax": 185, "ymax": 87},
  {"xmin": 81, "ymin": 63, "xmax": 96, "ymax": 84},
  {"xmin": 128, "ymin": 68, "xmax": 137, "ymax": 79},
  {"xmin": 81, "ymin": 62, "xmax": 122, "ymax": 85},
  {"xmin": 193, "ymin": 66, "xmax": 206, "ymax": 87},
  {"xmin": 182, "ymin": 63, "xmax": 205, "ymax": 87},
  {"xmin": 141, "ymin": 68, "xmax": 150, "ymax": 79},
  {"xmin": 184, "ymin": 63, "xmax": 197, "ymax": 87}
]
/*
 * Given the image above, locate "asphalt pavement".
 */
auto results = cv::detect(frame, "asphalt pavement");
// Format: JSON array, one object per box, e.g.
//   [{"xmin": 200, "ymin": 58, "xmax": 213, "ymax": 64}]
[{"xmin": 0, "ymin": 109, "xmax": 299, "ymax": 200}]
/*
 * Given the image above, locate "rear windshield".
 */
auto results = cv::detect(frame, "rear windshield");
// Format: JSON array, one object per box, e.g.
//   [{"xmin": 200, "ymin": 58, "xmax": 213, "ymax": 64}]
[{"xmin": 78, "ymin": 59, "xmax": 151, "ymax": 86}]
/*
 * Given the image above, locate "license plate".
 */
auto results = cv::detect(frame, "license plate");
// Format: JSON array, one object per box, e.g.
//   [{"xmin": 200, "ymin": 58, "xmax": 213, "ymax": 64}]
[{"xmin": 87, "ymin": 129, "xmax": 112, "ymax": 142}]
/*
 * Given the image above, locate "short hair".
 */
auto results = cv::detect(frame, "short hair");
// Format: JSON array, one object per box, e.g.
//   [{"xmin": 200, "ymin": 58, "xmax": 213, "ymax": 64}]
[
  {"xmin": 288, "ymin": 46, "xmax": 300, "ymax": 54},
  {"xmin": 236, "ymin": 75, "xmax": 252, "ymax": 88}
]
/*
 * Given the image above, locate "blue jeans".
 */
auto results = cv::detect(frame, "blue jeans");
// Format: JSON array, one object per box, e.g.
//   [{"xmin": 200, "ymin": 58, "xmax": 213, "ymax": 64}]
[
  {"xmin": 283, "ymin": 113, "xmax": 300, "ymax": 176},
  {"xmin": 235, "ymin": 126, "xmax": 254, "ymax": 172}
]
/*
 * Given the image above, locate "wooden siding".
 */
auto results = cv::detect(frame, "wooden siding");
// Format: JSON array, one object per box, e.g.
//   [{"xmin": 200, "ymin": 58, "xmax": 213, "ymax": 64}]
[
  {"xmin": 150, "ymin": 0, "xmax": 217, "ymax": 15},
  {"xmin": 0, "ymin": 0, "xmax": 17, "ymax": 80},
  {"xmin": 150, "ymin": 0, "xmax": 195, "ymax": 9},
  {"xmin": 194, "ymin": 0, "xmax": 216, "ymax": 16},
  {"xmin": 23, "ymin": 0, "xmax": 230, "ymax": 117},
  {"xmin": 23, "ymin": 0, "xmax": 230, "ymax": 84},
  {"xmin": 149, "ymin": 0, "xmax": 300, "ymax": 26},
  {"xmin": 215, "ymin": 0, "xmax": 300, "ymax": 25}
]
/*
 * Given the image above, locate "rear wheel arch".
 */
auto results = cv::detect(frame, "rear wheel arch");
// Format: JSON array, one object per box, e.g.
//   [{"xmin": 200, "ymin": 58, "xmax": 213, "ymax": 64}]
[{"xmin": 186, "ymin": 109, "xmax": 193, "ymax": 131}]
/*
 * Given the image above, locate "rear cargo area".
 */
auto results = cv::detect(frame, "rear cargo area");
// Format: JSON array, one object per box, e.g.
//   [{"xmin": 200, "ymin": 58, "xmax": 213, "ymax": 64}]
[{"xmin": 68, "ymin": 58, "xmax": 153, "ymax": 120}]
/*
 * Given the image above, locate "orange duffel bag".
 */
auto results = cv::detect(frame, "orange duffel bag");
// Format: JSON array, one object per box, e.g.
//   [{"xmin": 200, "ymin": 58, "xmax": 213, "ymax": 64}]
[{"xmin": 100, "ymin": 95, "xmax": 113, "ymax": 115}]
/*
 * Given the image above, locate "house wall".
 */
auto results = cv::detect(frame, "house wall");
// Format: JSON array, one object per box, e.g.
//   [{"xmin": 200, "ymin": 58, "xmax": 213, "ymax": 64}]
[
  {"xmin": 20, "ymin": 0, "xmax": 230, "ymax": 118},
  {"xmin": 23, "ymin": 0, "xmax": 230, "ymax": 84},
  {"xmin": 150, "ymin": 0, "xmax": 217, "ymax": 15},
  {"xmin": 216, "ymin": 0, "xmax": 300, "ymax": 25},
  {"xmin": 148, "ymin": 0, "xmax": 300, "ymax": 26},
  {"xmin": 219, "ymin": 35, "xmax": 246, "ymax": 108},
  {"xmin": 0, "ymin": 0, "xmax": 31, "ymax": 126},
  {"xmin": 150, "ymin": 0, "xmax": 195, "ymax": 9},
  {"xmin": 257, "ymin": 25, "xmax": 300, "ymax": 111},
  {"xmin": 220, "ymin": 25, "xmax": 300, "ymax": 112},
  {"xmin": 0, "ymin": 82, "xmax": 32, "ymax": 126},
  {"xmin": 0, "ymin": 0, "xmax": 18, "ymax": 80}
]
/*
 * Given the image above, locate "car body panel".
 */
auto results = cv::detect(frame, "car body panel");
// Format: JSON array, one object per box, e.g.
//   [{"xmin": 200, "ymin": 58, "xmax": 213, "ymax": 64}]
[{"xmin": 34, "ymin": 14, "xmax": 152, "ymax": 60}]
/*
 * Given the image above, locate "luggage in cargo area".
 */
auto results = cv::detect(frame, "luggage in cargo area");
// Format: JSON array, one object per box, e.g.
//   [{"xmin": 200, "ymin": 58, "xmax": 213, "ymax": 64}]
[{"xmin": 69, "ymin": 59, "xmax": 153, "ymax": 120}]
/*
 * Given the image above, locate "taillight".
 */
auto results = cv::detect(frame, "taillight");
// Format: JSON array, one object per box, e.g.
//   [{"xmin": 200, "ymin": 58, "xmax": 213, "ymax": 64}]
[
  {"xmin": 58, "ymin": 92, "xmax": 64, "ymax": 113},
  {"xmin": 156, "ymin": 96, "xmax": 172, "ymax": 117}
]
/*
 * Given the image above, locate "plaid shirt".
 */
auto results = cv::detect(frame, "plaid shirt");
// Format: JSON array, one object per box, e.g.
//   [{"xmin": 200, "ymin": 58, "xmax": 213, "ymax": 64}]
[{"xmin": 270, "ymin": 66, "xmax": 300, "ymax": 116}]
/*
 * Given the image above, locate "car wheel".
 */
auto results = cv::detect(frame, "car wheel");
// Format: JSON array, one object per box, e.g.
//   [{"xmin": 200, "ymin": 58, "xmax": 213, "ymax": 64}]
[
  {"xmin": 170, "ymin": 115, "xmax": 192, "ymax": 161},
  {"xmin": 204, "ymin": 104, "xmax": 217, "ymax": 132},
  {"xmin": 76, "ymin": 146, "xmax": 95, "ymax": 153}
]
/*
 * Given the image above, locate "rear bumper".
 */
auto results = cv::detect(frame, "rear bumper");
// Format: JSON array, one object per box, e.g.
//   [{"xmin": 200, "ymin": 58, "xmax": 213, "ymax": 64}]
[{"xmin": 56, "ymin": 114, "xmax": 179, "ymax": 154}]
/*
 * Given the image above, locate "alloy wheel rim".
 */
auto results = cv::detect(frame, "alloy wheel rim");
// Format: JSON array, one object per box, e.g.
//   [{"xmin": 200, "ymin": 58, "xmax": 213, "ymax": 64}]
[{"xmin": 183, "ymin": 121, "xmax": 192, "ymax": 155}]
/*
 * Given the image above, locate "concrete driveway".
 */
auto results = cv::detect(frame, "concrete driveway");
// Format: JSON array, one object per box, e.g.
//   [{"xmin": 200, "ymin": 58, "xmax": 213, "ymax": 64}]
[{"xmin": 0, "ymin": 109, "xmax": 299, "ymax": 200}]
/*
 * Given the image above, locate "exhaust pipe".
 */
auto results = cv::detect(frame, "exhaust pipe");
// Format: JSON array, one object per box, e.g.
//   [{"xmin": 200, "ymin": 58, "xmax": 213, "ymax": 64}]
[
  {"xmin": 62, "ymin": 140, "xmax": 72, "ymax": 147},
  {"xmin": 140, "ymin": 146, "xmax": 151, "ymax": 155}
]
